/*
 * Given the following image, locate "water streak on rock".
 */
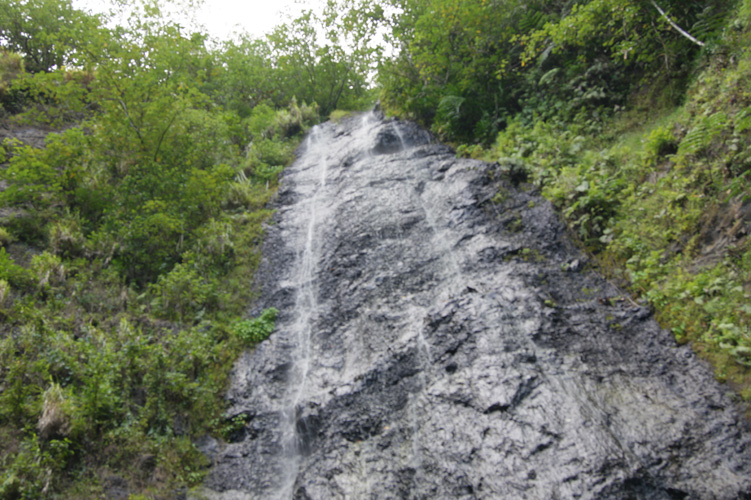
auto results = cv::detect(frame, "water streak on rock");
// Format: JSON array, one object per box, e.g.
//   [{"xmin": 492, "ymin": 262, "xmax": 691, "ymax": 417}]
[{"xmin": 199, "ymin": 113, "xmax": 751, "ymax": 500}]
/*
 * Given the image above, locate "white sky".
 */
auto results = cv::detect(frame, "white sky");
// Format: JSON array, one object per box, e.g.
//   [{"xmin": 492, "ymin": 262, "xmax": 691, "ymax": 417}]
[
  {"xmin": 194, "ymin": 0, "xmax": 315, "ymax": 40},
  {"xmin": 73, "ymin": 0, "xmax": 319, "ymax": 41}
]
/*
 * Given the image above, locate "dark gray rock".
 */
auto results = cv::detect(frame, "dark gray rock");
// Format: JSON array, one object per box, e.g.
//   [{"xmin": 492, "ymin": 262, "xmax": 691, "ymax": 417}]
[{"xmin": 197, "ymin": 113, "xmax": 751, "ymax": 500}]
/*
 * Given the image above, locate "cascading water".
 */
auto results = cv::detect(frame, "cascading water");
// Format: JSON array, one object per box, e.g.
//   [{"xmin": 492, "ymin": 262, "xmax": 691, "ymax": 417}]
[
  {"xmin": 199, "ymin": 112, "xmax": 751, "ymax": 500},
  {"xmin": 275, "ymin": 125, "xmax": 330, "ymax": 499}
]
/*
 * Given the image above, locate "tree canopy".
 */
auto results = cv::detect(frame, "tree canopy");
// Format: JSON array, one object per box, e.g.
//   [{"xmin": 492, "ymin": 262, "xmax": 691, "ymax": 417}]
[{"xmin": 378, "ymin": 0, "xmax": 730, "ymax": 142}]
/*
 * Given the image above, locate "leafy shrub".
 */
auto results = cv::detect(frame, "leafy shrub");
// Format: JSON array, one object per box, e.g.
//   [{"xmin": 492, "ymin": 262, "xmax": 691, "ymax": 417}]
[
  {"xmin": 30, "ymin": 251, "xmax": 66, "ymax": 290},
  {"xmin": 432, "ymin": 95, "xmax": 466, "ymax": 139},
  {"xmin": 1, "ymin": 128, "xmax": 85, "ymax": 210},
  {"xmin": 0, "ymin": 50, "xmax": 24, "ymax": 114},
  {"xmin": 189, "ymin": 218, "xmax": 235, "ymax": 271},
  {"xmin": 182, "ymin": 164, "xmax": 236, "ymax": 224},
  {"xmin": 245, "ymin": 103, "xmax": 277, "ymax": 139},
  {"xmin": 496, "ymin": 158, "xmax": 529, "ymax": 186},
  {"xmin": 37, "ymin": 383, "xmax": 72, "ymax": 440},
  {"xmin": 150, "ymin": 263, "xmax": 218, "ymax": 322},
  {"xmin": 329, "ymin": 109, "xmax": 352, "ymax": 122},
  {"xmin": 273, "ymin": 108, "xmax": 303, "ymax": 139},
  {"xmin": 735, "ymin": 106, "xmax": 751, "ymax": 134},
  {"xmin": 678, "ymin": 112, "xmax": 728, "ymax": 156},
  {"xmin": 225, "ymin": 173, "xmax": 275, "ymax": 210},
  {"xmin": 0, "ymin": 247, "xmax": 32, "ymax": 289},
  {"xmin": 0, "ymin": 279, "xmax": 9, "ymax": 308},
  {"xmin": 0, "ymin": 434, "xmax": 48, "ymax": 499},
  {"xmin": 643, "ymin": 126, "xmax": 678, "ymax": 166},
  {"xmin": 0, "ymin": 50, "xmax": 24, "ymax": 88},
  {"xmin": 299, "ymin": 100, "xmax": 319, "ymax": 126},
  {"xmin": 0, "ymin": 227, "xmax": 14, "ymax": 247},
  {"xmin": 247, "ymin": 138, "xmax": 294, "ymax": 172},
  {"xmin": 232, "ymin": 307, "xmax": 279, "ymax": 345},
  {"xmin": 272, "ymin": 98, "xmax": 319, "ymax": 138},
  {"xmin": 117, "ymin": 204, "xmax": 183, "ymax": 284},
  {"xmin": 0, "ymin": 140, "xmax": 63, "ymax": 208},
  {"xmin": 47, "ymin": 211, "xmax": 84, "ymax": 256}
]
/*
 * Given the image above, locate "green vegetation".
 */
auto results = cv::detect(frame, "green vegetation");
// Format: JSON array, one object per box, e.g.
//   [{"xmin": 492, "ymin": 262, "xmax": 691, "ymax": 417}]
[
  {"xmin": 378, "ymin": 0, "xmax": 751, "ymax": 398},
  {"xmin": 0, "ymin": 0, "xmax": 375, "ymax": 497},
  {"xmin": 232, "ymin": 307, "xmax": 279, "ymax": 346},
  {"xmin": 4, "ymin": 0, "xmax": 751, "ymax": 496}
]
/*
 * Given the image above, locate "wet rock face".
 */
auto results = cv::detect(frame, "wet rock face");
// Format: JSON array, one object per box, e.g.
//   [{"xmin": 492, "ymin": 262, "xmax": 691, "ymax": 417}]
[{"xmin": 199, "ymin": 114, "xmax": 751, "ymax": 500}]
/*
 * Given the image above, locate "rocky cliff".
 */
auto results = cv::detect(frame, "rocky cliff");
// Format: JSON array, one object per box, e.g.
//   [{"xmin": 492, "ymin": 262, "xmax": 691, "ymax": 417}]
[{"xmin": 198, "ymin": 113, "xmax": 751, "ymax": 500}]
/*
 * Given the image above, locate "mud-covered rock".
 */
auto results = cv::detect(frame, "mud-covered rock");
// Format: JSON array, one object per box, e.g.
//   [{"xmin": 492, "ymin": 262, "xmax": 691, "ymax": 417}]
[{"xmin": 198, "ymin": 114, "xmax": 751, "ymax": 500}]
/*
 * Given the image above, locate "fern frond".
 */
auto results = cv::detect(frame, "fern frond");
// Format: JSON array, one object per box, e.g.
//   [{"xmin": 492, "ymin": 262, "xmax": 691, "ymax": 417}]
[
  {"xmin": 437, "ymin": 95, "xmax": 466, "ymax": 121},
  {"xmin": 691, "ymin": 6, "xmax": 729, "ymax": 43},
  {"xmin": 678, "ymin": 112, "xmax": 728, "ymax": 155},
  {"xmin": 735, "ymin": 107, "xmax": 751, "ymax": 134}
]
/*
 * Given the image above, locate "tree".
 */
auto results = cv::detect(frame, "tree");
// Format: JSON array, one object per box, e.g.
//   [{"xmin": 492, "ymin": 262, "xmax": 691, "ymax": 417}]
[
  {"xmin": 267, "ymin": 0, "xmax": 383, "ymax": 116},
  {"xmin": 647, "ymin": 0, "xmax": 706, "ymax": 47},
  {"xmin": 210, "ymin": 36, "xmax": 277, "ymax": 118},
  {"xmin": 0, "ymin": 0, "xmax": 101, "ymax": 73},
  {"xmin": 379, "ymin": 0, "xmax": 555, "ymax": 141},
  {"xmin": 378, "ymin": 0, "xmax": 730, "ymax": 142}
]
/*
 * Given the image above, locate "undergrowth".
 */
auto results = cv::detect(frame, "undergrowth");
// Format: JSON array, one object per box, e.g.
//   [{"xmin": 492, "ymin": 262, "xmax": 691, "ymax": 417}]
[
  {"xmin": 484, "ymin": 1, "xmax": 751, "ymax": 399},
  {"xmin": 0, "ymin": 83, "xmax": 308, "ymax": 500}
]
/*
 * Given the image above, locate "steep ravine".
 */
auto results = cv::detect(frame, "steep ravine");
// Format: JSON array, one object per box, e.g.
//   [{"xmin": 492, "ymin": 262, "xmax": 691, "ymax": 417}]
[{"xmin": 197, "ymin": 113, "xmax": 751, "ymax": 499}]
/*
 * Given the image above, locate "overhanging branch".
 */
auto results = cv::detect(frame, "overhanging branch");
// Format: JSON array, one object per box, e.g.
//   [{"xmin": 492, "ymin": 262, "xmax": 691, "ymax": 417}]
[{"xmin": 649, "ymin": 0, "xmax": 705, "ymax": 47}]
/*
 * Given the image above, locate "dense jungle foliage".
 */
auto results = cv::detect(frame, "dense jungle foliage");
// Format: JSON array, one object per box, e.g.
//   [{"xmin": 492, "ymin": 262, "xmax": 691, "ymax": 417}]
[
  {"xmin": 2, "ymin": 0, "xmax": 751, "ymax": 497},
  {"xmin": 0, "ymin": 0, "xmax": 378, "ymax": 497},
  {"xmin": 378, "ymin": 0, "xmax": 751, "ymax": 401}
]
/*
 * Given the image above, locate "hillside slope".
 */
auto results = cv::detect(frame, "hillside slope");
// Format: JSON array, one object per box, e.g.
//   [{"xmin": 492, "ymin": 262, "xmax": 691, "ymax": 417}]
[{"xmin": 378, "ymin": 0, "xmax": 751, "ymax": 400}]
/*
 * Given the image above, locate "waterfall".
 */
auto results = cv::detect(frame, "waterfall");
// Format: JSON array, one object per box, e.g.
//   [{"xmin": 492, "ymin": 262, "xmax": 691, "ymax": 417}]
[
  {"xmin": 275, "ymin": 125, "xmax": 330, "ymax": 499},
  {"xmin": 199, "ymin": 112, "xmax": 751, "ymax": 500}
]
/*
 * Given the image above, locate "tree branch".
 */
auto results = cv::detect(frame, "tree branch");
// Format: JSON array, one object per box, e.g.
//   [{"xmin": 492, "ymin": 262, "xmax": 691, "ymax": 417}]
[
  {"xmin": 153, "ymin": 108, "xmax": 181, "ymax": 163},
  {"xmin": 117, "ymin": 98, "xmax": 145, "ymax": 146},
  {"xmin": 649, "ymin": 0, "xmax": 705, "ymax": 47}
]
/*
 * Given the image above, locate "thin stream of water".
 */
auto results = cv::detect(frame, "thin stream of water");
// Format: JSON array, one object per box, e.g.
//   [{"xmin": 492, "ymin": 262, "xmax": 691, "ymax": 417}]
[
  {"xmin": 276, "ymin": 126, "xmax": 330, "ymax": 499},
  {"xmin": 393, "ymin": 122, "xmax": 408, "ymax": 150},
  {"xmin": 417, "ymin": 194, "xmax": 467, "ymax": 298},
  {"xmin": 277, "ymin": 114, "xmax": 377, "ymax": 498}
]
